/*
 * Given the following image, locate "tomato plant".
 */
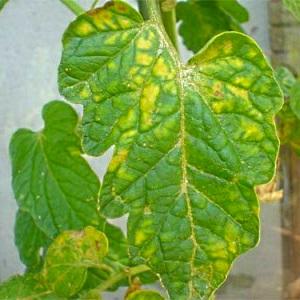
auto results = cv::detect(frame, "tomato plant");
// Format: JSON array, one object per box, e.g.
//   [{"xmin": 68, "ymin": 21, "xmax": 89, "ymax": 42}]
[{"xmin": 3, "ymin": 0, "xmax": 299, "ymax": 299}]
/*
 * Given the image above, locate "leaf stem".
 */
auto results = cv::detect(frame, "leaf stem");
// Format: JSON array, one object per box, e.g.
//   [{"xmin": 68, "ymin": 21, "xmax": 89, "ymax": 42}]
[
  {"xmin": 59, "ymin": 0, "xmax": 85, "ymax": 16},
  {"xmin": 91, "ymin": 0, "xmax": 99, "ymax": 9},
  {"xmin": 90, "ymin": 264, "xmax": 150, "ymax": 293},
  {"xmin": 137, "ymin": 0, "xmax": 161, "ymax": 21},
  {"xmin": 137, "ymin": 0, "xmax": 178, "ymax": 51},
  {"xmin": 159, "ymin": 0, "xmax": 178, "ymax": 51}
]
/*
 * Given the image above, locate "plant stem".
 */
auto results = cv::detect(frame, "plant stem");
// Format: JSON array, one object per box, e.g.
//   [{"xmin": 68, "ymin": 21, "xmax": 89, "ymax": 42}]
[
  {"xmin": 90, "ymin": 264, "xmax": 150, "ymax": 293},
  {"xmin": 59, "ymin": 0, "xmax": 85, "ymax": 16},
  {"xmin": 137, "ymin": 0, "xmax": 160, "ymax": 21},
  {"xmin": 137, "ymin": 0, "xmax": 178, "ymax": 51},
  {"xmin": 91, "ymin": 0, "xmax": 99, "ymax": 9},
  {"xmin": 159, "ymin": 0, "xmax": 178, "ymax": 51}
]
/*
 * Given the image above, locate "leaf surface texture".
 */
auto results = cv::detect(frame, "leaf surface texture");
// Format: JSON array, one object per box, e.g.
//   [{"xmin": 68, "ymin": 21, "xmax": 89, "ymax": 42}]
[{"xmin": 58, "ymin": 2, "xmax": 283, "ymax": 298}]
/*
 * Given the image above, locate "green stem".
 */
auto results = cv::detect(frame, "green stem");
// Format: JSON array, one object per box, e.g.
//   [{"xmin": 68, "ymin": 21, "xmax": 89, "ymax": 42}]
[
  {"xmin": 137, "ymin": 0, "xmax": 178, "ymax": 51},
  {"xmin": 159, "ymin": 0, "xmax": 178, "ymax": 51},
  {"xmin": 137, "ymin": 0, "xmax": 161, "ymax": 21},
  {"xmin": 59, "ymin": 0, "xmax": 85, "ymax": 16},
  {"xmin": 91, "ymin": 0, "xmax": 99, "ymax": 9},
  {"xmin": 90, "ymin": 264, "xmax": 150, "ymax": 293}
]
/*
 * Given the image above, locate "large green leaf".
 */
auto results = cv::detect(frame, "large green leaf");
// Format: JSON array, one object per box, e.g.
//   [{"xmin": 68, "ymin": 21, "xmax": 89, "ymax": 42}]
[
  {"xmin": 283, "ymin": 0, "xmax": 300, "ymax": 21},
  {"xmin": 0, "ymin": 274, "xmax": 56, "ymax": 300},
  {"xmin": 58, "ymin": 2, "xmax": 282, "ymax": 299},
  {"xmin": 10, "ymin": 100, "xmax": 100, "ymax": 237},
  {"xmin": 15, "ymin": 210, "xmax": 51, "ymax": 271},
  {"xmin": 43, "ymin": 226, "xmax": 108, "ymax": 297},
  {"xmin": 176, "ymin": 0, "xmax": 248, "ymax": 53}
]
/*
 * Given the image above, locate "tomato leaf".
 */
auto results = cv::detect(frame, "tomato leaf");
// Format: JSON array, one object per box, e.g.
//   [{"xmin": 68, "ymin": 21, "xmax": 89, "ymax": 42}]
[
  {"xmin": 283, "ymin": 0, "xmax": 300, "ymax": 21},
  {"xmin": 176, "ymin": 0, "xmax": 248, "ymax": 53},
  {"xmin": 9, "ymin": 100, "xmax": 101, "ymax": 237},
  {"xmin": 0, "ymin": 274, "xmax": 56, "ymax": 300},
  {"xmin": 58, "ymin": 2, "xmax": 283, "ymax": 299},
  {"xmin": 14, "ymin": 210, "xmax": 51, "ymax": 271},
  {"xmin": 126, "ymin": 290, "xmax": 165, "ymax": 300},
  {"xmin": 276, "ymin": 67, "xmax": 300, "ymax": 154},
  {"xmin": 275, "ymin": 66, "xmax": 296, "ymax": 96},
  {"xmin": 217, "ymin": 0, "xmax": 249, "ymax": 23},
  {"xmin": 42, "ymin": 226, "xmax": 108, "ymax": 297},
  {"xmin": 0, "ymin": 0, "xmax": 9, "ymax": 12},
  {"xmin": 290, "ymin": 81, "xmax": 300, "ymax": 120}
]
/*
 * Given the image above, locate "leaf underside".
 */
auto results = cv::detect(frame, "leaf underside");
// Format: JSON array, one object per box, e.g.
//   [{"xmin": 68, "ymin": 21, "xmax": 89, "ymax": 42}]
[
  {"xmin": 58, "ymin": 2, "xmax": 282, "ymax": 299},
  {"xmin": 176, "ymin": 0, "xmax": 248, "ymax": 53}
]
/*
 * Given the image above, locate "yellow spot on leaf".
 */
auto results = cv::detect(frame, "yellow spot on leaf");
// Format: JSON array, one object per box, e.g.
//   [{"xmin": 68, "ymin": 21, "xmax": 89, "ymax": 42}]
[
  {"xmin": 214, "ymin": 260, "xmax": 229, "ymax": 273},
  {"xmin": 117, "ymin": 166, "xmax": 135, "ymax": 181},
  {"xmin": 153, "ymin": 57, "xmax": 174, "ymax": 79},
  {"xmin": 228, "ymin": 241, "xmax": 237, "ymax": 254},
  {"xmin": 140, "ymin": 83, "xmax": 160, "ymax": 129},
  {"xmin": 120, "ymin": 129, "xmax": 137, "ymax": 140},
  {"xmin": 211, "ymin": 100, "xmax": 234, "ymax": 114},
  {"xmin": 232, "ymin": 76, "xmax": 251, "ymax": 88},
  {"xmin": 223, "ymin": 40, "xmax": 233, "ymax": 55},
  {"xmin": 107, "ymin": 61, "xmax": 117, "ymax": 70},
  {"xmin": 93, "ymin": 95, "xmax": 101, "ymax": 102},
  {"xmin": 134, "ymin": 230, "xmax": 147, "ymax": 246},
  {"xmin": 119, "ymin": 18, "xmax": 130, "ymax": 28},
  {"xmin": 129, "ymin": 66, "xmax": 140, "ymax": 76},
  {"xmin": 80, "ymin": 86, "xmax": 90, "ymax": 99},
  {"xmin": 136, "ymin": 53, "xmax": 153, "ymax": 66},
  {"xmin": 105, "ymin": 34, "xmax": 118, "ymax": 45},
  {"xmin": 227, "ymin": 85, "xmax": 248, "ymax": 100},
  {"xmin": 141, "ymin": 84, "xmax": 160, "ymax": 112},
  {"xmin": 74, "ymin": 21, "xmax": 94, "ymax": 36},
  {"xmin": 136, "ymin": 36, "xmax": 152, "ymax": 50},
  {"xmin": 133, "ymin": 75, "xmax": 144, "ymax": 85},
  {"xmin": 119, "ymin": 109, "xmax": 137, "ymax": 130},
  {"xmin": 141, "ymin": 243, "xmax": 156, "ymax": 258},
  {"xmin": 241, "ymin": 120, "xmax": 263, "ymax": 140},
  {"xmin": 231, "ymin": 57, "xmax": 244, "ymax": 69},
  {"xmin": 108, "ymin": 149, "xmax": 128, "ymax": 172}
]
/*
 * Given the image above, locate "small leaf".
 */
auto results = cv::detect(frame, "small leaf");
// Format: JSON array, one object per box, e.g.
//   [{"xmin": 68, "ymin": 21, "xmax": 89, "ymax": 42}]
[
  {"xmin": 0, "ymin": 0, "xmax": 9, "ymax": 12},
  {"xmin": 43, "ymin": 226, "xmax": 108, "ymax": 297},
  {"xmin": 58, "ymin": 2, "xmax": 282, "ymax": 298},
  {"xmin": 283, "ymin": 0, "xmax": 300, "ymax": 21},
  {"xmin": 80, "ymin": 289, "xmax": 103, "ymax": 299},
  {"xmin": 290, "ymin": 81, "xmax": 300, "ymax": 120},
  {"xmin": 15, "ymin": 210, "xmax": 51, "ymax": 271},
  {"xmin": 275, "ymin": 66, "xmax": 296, "ymax": 96},
  {"xmin": 84, "ymin": 221, "xmax": 157, "ymax": 292},
  {"xmin": 275, "ymin": 67, "xmax": 300, "ymax": 153},
  {"xmin": 176, "ymin": 0, "xmax": 247, "ymax": 53},
  {"xmin": 10, "ymin": 100, "xmax": 101, "ymax": 237},
  {"xmin": 126, "ymin": 290, "xmax": 164, "ymax": 300},
  {"xmin": 0, "ymin": 274, "xmax": 55, "ymax": 300}
]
